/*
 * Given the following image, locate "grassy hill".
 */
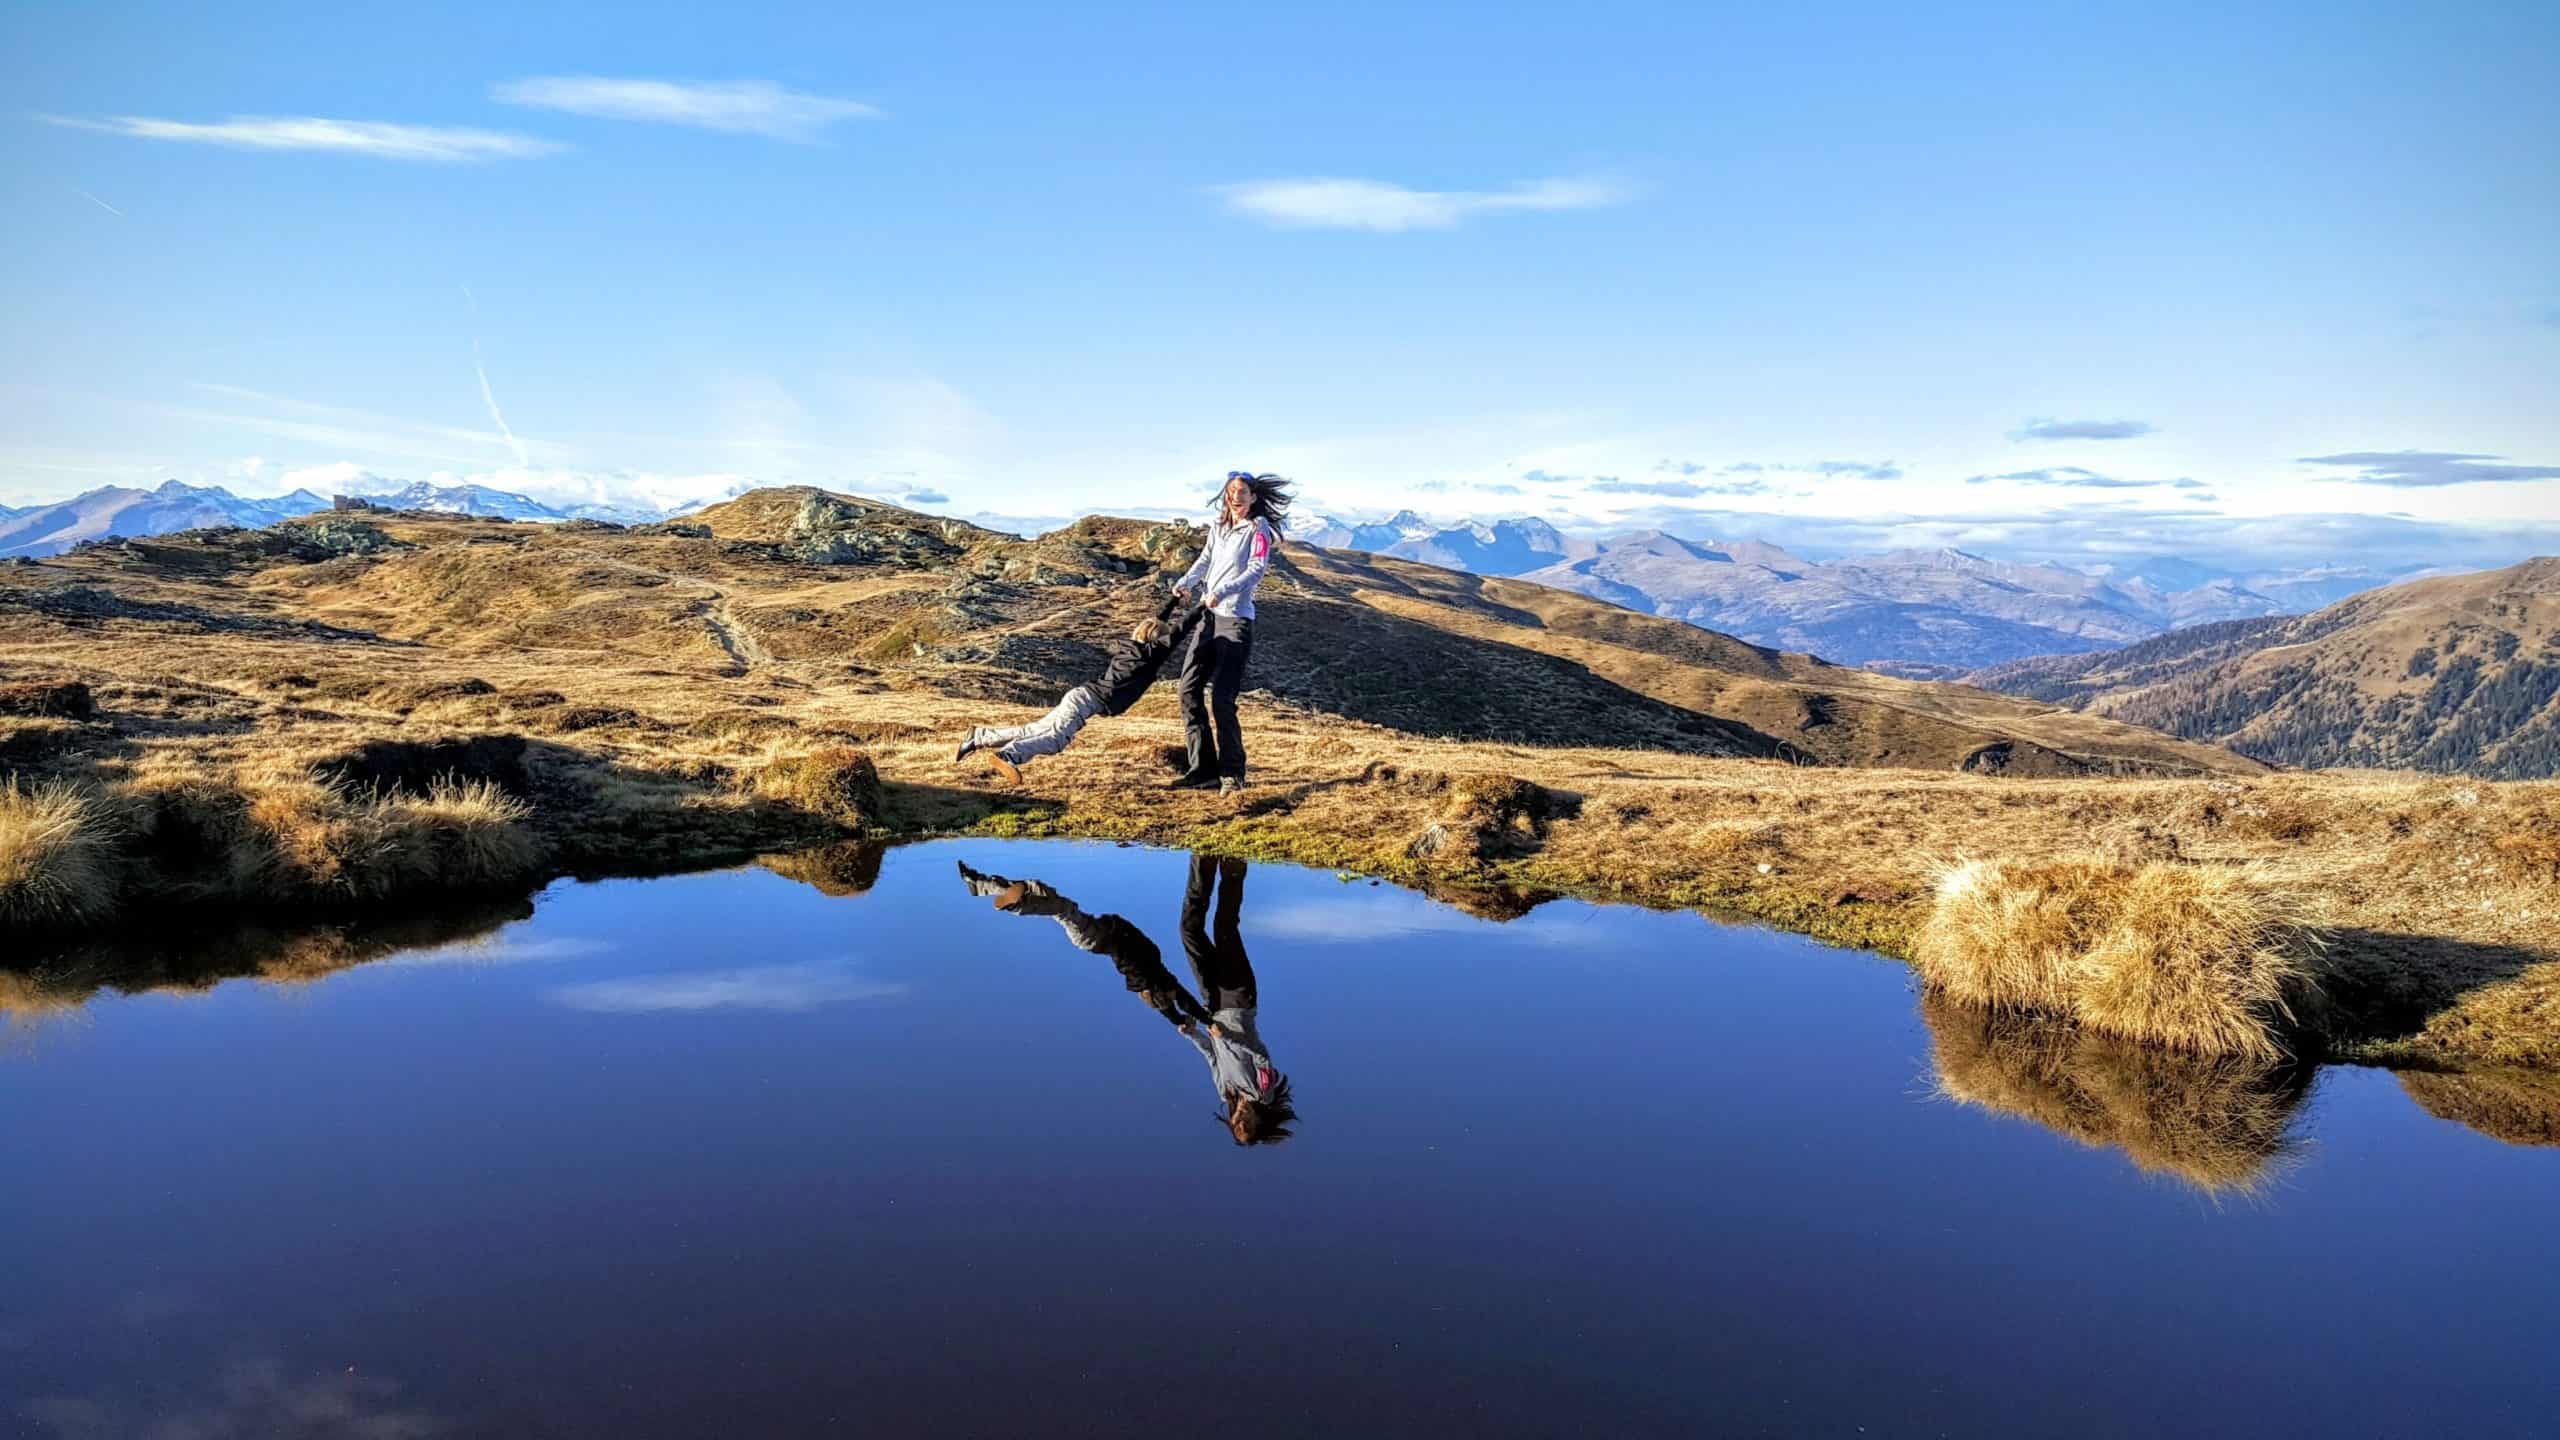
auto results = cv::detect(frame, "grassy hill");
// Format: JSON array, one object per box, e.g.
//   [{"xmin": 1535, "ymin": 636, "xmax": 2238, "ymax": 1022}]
[
  {"xmin": 4, "ymin": 488, "xmax": 2553, "ymax": 1071},
  {"xmin": 1969, "ymin": 559, "xmax": 2560, "ymax": 779}
]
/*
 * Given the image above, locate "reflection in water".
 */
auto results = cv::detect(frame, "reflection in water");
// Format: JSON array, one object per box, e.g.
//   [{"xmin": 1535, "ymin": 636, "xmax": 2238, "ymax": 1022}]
[
  {"xmin": 959, "ymin": 855, "xmax": 1296, "ymax": 1145},
  {"xmin": 548, "ymin": 960, "xmax": 908, "ymax": 1014},
  {"xmin": 2400, "ymin": 1068, "xmax": 2560, "ymax": 1148},
  {"xmin": 1919, "ymin": 993, "xmax": 2315, "ymax": 1194},
  {"xmin": 2, "ymin": 897, "xmax": 534, "ymax": 1026},
  {"xmin": 757, "ymin": 839, "xmax": 888, "ymax": 897}
]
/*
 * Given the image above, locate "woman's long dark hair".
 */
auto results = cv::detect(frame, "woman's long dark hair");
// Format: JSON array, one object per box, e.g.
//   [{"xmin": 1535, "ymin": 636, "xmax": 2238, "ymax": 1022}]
[{"xmin": 1218, "ymin": 472, "xmax": 1292, "ymax": 535}]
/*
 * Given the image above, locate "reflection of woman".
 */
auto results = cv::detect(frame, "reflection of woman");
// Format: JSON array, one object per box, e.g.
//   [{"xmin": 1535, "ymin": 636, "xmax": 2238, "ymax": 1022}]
[
  {"xmin": 1181, "ymin": 855, "xmax": 1294, "ymax": 1145},
  {"xmin": 956, "ymin": 857, "xmax": 1295, "ymax": 1146}
]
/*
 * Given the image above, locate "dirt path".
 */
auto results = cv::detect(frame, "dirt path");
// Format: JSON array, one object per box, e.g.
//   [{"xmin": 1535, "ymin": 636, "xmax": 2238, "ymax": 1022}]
[{"xmin": 698, "ymin": 589, "xmax": 773, "ymax": 674}]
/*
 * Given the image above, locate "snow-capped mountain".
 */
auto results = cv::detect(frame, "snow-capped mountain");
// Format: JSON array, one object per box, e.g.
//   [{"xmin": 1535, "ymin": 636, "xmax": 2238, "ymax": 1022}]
[
  {"xmin": 356, "ymin": 481, "xmax": 561, "ymax": 521},
  {"xmin": 0, "ymin": 480, "xmax": 331, "ymax": 559},
  {"xmin": 1297, "ymin": 511, "xmax": 1596, "ymax": 573}
]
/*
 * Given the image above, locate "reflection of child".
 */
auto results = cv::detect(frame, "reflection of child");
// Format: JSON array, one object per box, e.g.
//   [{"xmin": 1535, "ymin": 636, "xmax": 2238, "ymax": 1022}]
[
  {"xmin": 955, "ymin": 591, "xmax": 1205, "ymax": 784},
  {"xmin": 956, "ymin": 862, "xmax": 1205, "ymax": 1029}
]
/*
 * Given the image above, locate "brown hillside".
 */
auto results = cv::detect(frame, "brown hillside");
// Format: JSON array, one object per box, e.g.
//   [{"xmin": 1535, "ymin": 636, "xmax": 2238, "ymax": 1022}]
[{"xmin": 1970, "ymin": 558, "xmax": 2560, "ymax": 779}]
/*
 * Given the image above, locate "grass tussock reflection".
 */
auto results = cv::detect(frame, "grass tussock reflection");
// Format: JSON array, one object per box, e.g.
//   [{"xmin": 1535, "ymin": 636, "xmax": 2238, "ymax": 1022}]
[
  {"xmin": 1919, "ymin": 992, "xmax": 2315, "ymax": 1195},
  {"xmin": 2398, "ymin": 1067, "xmax": 2560, "ymax": 1148}
]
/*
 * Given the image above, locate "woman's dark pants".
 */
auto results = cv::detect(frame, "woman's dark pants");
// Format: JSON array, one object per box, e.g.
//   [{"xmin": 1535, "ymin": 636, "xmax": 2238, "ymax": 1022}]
[{"xmin": 1180, "ymin": 615, "xmax": 1253, "ymax": 781}]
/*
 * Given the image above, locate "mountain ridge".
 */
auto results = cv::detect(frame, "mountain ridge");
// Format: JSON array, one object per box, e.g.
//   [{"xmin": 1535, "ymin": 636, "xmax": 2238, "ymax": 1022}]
[
  {"xmin": 1965, "ymin": 558, "xmax": 2560, "ymax": 778},
  {"xmin": 1295, "ymin": 510, "xmax": 2433, "ymax": 674}
]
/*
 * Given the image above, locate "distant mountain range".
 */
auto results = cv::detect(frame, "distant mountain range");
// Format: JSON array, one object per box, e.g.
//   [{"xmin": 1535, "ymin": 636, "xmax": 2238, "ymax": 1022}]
[
  {"xmin": 1966, "ymin": 557, "xmax": 2560, "ymax": 779},
  {"xmin": 0, "ymin": 480, "xmax": 655, "ymax": 558},
  {"xmin": 1294, "ymin": 511, "xmax": 2426, "ymax": 674}
]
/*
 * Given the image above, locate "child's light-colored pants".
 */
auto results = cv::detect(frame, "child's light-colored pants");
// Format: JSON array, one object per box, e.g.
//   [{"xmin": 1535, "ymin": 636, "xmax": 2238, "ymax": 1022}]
[{"xmin": 973, "ymin": 684, "xmax": 1104, "ymax": 766}]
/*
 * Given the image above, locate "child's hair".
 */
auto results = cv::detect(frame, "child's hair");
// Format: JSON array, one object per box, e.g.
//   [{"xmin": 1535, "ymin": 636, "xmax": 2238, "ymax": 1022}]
[
  {"xmin": 1218, "ymin": 472, "xmax": 1293, "ymax": 534},
  {"xmin": 1131, "ymin": 617, "xmax": 1167, "ymax": 644}
]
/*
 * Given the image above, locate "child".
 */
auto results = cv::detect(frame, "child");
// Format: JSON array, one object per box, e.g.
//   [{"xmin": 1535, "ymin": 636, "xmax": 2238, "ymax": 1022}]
[{"xmin": 954, "ymin": 588, "xmax": 1205, "ymax": 784}]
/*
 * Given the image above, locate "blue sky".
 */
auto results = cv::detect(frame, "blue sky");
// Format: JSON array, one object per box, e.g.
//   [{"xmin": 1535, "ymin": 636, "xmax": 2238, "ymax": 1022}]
[{"xmin": 5, "ymin": 1, "xmax": 2556, "ymax": 570}]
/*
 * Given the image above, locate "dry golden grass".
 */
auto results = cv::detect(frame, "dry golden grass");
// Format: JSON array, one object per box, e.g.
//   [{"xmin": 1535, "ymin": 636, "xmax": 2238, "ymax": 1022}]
[
  {"xmin": 1913, "ymin": 858, "xmax": 2314, "ymax": 1060},
  {"xmin": 0, "ymin": 778, "xmax": 116, "ymax": 928},
  {"xmin": 1921, "ymin": 993, "xmax": 2310, "ymax": 1194}
]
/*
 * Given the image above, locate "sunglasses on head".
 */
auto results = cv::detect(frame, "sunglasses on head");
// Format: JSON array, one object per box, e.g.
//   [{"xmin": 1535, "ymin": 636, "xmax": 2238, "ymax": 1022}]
[{"xmin": 1225, "ymin": 471, "xmax": 1254, "ymax": 483}]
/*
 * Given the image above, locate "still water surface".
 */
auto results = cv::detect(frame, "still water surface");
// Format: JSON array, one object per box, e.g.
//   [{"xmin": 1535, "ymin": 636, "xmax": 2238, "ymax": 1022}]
[{"xmin": 4, "ymin": 839, "xmax": 2557, "ymax": 1437}]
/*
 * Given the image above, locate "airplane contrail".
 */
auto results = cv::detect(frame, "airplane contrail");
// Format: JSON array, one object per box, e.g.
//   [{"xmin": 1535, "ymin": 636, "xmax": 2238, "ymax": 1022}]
[
  {"xmin": 473, "ymin": 339, "xmax": 530, "ymax": 469},
  {"xmin": 76, "ymin": 188, "xmax": 125, "ymax": 217},
  {"xmin": 458, "ymin": 281, "xmax": 529, "ymax": 467}
]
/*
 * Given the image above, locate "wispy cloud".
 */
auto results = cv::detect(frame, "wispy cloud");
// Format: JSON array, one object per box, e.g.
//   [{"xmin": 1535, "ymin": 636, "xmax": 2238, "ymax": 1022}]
[
  {"xmin": 1643, "ymin": 458, "xmax": 1898, "ymax": 484},
  {"xmin": 1587, "ymin": 474, "xmax": 1769, "ymax": 498},
  {"xmin": 492, "ymin": 77, "xmax": 881, "ymax": 141},
  {"xmin": 2298, "ymin": 449, "xmax": 2560, "ymax": 488},
  {"xmin": 1966, "ymin": 466, "xmax": 2153, "ymax": 489},
  {"xmin": 1805, "ymin": 460, "xmax": 1902, "ymax": 480},
  {"xmin": 549, "ymin": 961, "xmax": 907, "ymax": 1014},
  {"xmin": 41, "ymin": 114, "xmax": 561, "ymax": 162},
  {"xmin": 74, "ymin": 188, "xmax": 123, "ymax": 217},
  {"xmin": 902, "ymin": 487, "xmax": 950, "ymax": 505},
  {"xmin": 2013, "ymin": 417, "xmax": 2157, "ymax": 441},
  {"xmin": 1213, "ymin": 175, "xmax": 1631, "ymax": 232}
]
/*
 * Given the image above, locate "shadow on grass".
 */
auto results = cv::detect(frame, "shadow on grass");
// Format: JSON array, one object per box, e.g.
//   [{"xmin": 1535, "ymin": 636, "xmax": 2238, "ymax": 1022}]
[{"xmin": 2311, "ymin": 927, "xmax": 2553, "ymax": 1053}]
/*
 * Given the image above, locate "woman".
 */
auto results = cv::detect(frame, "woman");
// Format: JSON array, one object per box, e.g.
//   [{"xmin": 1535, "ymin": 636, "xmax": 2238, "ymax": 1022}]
[{"xmin": 1172, "ymin": 470, "xmax": 1291, "ymax": 793}]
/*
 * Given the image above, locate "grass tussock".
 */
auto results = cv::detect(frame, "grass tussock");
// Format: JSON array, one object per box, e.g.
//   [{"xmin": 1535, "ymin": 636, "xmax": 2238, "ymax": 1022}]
[
  {"xmin": 1914, "ymin": 857, "xmax": 2314, "ymax": 1060},
  {"xmin": 0, "ymin": 679, "xmax": 96, "ymax": 719},
  {"xmin": 4, "ymin": 763, "xmax": 543, "ymax": 932},
  {"xmin": 1921, "ymin": 994, "xmax": 2310, "ymax": 1194},
  {"xmin": 241, "ymin": 773, "xmax": 541, "ymax": 899},
  {"xmin": 1409, "ymin": 772, "xmax": 1579, "ymax": 863},
  {"xmin": 751, "ymin": 745, "xmax": 885, "ymax": 831},
  {"xmin": 0, "ymin": 778, "xmax": 118, "ymax": 928}
]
